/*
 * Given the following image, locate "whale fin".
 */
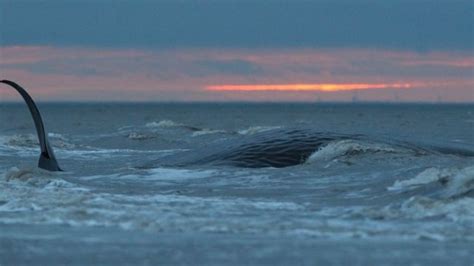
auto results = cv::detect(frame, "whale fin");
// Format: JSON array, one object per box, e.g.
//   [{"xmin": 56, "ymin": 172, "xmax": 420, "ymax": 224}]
[{"xmin": 1, "ymin": 80, "xmax": 62, "ymax": 171}]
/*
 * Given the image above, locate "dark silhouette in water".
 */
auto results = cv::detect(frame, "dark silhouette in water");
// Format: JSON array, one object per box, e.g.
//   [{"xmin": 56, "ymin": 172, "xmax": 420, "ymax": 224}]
[
  {"xmin": 0, "ymin": 80, "xmax": 62, "ymax": 171},
  {"xmin": 148, "ymin": 130, "xmax": 354, "ymax": 168},
  {"xmin": 2, "ymin": 80, "xmax": 473, "ymax": 172}
]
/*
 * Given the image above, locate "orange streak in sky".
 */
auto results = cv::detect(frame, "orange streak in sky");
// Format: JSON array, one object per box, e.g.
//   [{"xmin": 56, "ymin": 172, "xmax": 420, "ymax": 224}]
[{"xmin": 206, "ymin": 83, "xmax": 413, "ymax": 92}]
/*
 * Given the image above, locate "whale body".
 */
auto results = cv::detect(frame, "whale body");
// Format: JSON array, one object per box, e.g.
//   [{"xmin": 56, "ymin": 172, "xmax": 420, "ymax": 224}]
[
  {"xmin": 3, "ymin": 79, "xmax": 473, "ymax": 172},
  {"xmin": 144, "ymin": 129, "xmax": 358, "ymax": 168}
]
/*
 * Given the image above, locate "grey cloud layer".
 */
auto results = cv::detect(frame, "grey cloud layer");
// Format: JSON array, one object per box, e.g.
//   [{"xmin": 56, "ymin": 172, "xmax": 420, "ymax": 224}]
[
  {"xmin": 1, "ymin": 1, "xmax": 472, "ymax": 51},
  {"xmin": 2, "ymin": 48, "xmax": 472, "ymax": 81}
]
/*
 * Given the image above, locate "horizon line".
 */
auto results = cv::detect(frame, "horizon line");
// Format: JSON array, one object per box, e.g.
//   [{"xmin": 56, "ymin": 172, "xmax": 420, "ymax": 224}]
[{"xmin": 1, "ymin": 100, "xmax": 473, "ymax": 105}]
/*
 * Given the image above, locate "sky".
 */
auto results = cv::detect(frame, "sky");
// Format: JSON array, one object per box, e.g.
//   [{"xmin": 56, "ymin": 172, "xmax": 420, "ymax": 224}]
[{"xmin": 0, "ymin": 0, "xmax": 473, "ymax": 102}]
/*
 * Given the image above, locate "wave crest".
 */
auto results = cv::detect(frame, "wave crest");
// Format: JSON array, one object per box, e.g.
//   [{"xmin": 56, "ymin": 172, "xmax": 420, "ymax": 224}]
[
  {"xmin": 388, "ymin": 165, "xmax": 474, "ymax": 198},
  {"xmin": 3, "ymin": 166, "xmax": 73, "ymax": 188},
  {"xmin": 145, "ymin": 120, "xmax": 181, "ymax": 128},
  {"xmin": 127, "ymin": 132, "xmax": 158, "ymax": 140},
  {"xmin": 306, "ymin": 140, "xmax": 410, "ymax": 163},
  {"xmin": 2, "ymin": 133, "xmax": 76, "ymax": 149},
  {"xmin": 192, "ymin": 129, "xmax": 228, "ymax": 137},
  {"xmin": 238, "ymin": 126, "xmax": 281, "ymax": 135}
]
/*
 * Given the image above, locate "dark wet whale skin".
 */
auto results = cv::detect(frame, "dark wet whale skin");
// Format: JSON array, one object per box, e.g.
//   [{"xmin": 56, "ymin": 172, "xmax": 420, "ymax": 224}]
[
  {"xmin": 142, "ymin": 127, "xmax": 474, "ymax": 169},
  {"xmin": 146, "ymin": 129, "xmax": 360, "ymax": 168},
  {"xmin": 0, "ymin": 80, "xmax": 62, "ymax": 171}
]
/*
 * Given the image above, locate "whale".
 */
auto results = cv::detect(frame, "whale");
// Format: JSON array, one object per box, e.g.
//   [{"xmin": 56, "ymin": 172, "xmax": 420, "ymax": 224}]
[
  {"xmin": 0, "ymin": 80, "xmax": 62, "ymax": 171},
  {"xmin": 3, "ymin": 80, "xmax": 473, "ymax": 172},
  {"xmin": 144, "ymin": 129, "xmax": 357, "ymax": 168},
  {"xmin": 141, "ymin": 128, "xmax": 474, "ymax": 168},
  {"xmin": 4, "ymin": 80, "xmax": 350, "ymax": 170},
  {"xmin": 1, "ymin": 80, "xmax": 352, "ymax": 170}
]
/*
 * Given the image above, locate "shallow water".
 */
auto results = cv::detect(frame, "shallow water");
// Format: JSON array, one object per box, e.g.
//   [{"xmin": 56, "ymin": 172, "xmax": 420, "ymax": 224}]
[{"xmin": 1, "ymin": 103, "xmax": 473, "ymax": 265}]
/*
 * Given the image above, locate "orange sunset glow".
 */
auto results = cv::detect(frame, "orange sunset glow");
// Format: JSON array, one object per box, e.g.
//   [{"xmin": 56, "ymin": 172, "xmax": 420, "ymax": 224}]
[
  {"xmin": 206, "ymin": 83, "xmax": 414, "ymax": 92},
  {"xmin": 1, "ymin": 46, "xmax": 473, "ymax": 102}
]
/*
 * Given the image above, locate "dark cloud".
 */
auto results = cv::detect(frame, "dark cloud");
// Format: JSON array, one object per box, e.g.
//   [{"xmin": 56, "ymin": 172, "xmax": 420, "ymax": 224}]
[
  {"xmin": 194, "ymin": 59, "xmax": 263, "ymax": 76},
  {"xmin": 1, "ymin": 0, "xmax": 472, "ymax": 51},
  {"xmin": 3, "ymin": 59, "xmax": 115, "ymax": 77}
]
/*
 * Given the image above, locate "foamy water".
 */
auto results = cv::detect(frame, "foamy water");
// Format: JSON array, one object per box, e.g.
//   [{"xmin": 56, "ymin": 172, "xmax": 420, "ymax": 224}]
[{"xmin": 1, "ymin": 103, "xmax": 473, "ymax": 265}]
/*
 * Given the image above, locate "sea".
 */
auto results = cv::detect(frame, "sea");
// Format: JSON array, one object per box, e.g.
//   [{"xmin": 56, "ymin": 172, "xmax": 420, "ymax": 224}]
[{"xmin": 0, "ymin": 102, "xmax": 473, "ymax": 265}]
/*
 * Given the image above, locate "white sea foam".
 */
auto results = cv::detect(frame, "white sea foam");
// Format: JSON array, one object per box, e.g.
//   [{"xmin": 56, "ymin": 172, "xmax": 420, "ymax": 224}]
[
  {"xmin": 3, "ymin": 134, "xmax": 38, "ymax": 147},
  {"xmin": 147, "ymin": 168, "xmax": 217, "ymax": 181},
  {"xmin": 349, "ymin": 166, "xmax": 474, "ymax": 228},
  {"xmin": 444, "ymin": 165, "xmax": 474, "ymax": 198},
  {"xmin": 127, "ymin": 132, "xmax": 157, "ymax": 140},
  {"xmin": 3, "ymin": 166, "xmax": 76, "ymax": 189},
  {"xmin": 4, "ymin": 166, "xmax": 39, "ymax": 181},
  {"xmin": 0, "ymin": 169, "xmax": 308, "ymax": 233},
  {"xmin": 1, "ymin": 133, "xmax": 76, "ymax": 149},
  {"xmin": 56, "ymin": 148, "xmax": 180, "ymax": 161},
  {"xmin": 398, "ymin": 196, "xmax": 474, "ymax": 222},
  {"xmin": 388, "ymin": 167, "xmax": 456, "ymax": 191},
  {"xmin": 48, "ymin": 132, "xmax": 65, "ymax": 138},
  {"xmin": 1, "ymin": 166, "xmax": 471, "ymax": 241},
  {"xmin": 237, "ymin": 126, "xmax": 281, "ymax": 135},
  {"xmin": 306, "ymin": 139, "xmax": 407, "ymax": 163},
  {"xmin": 191, "ymin": 129, "xmax": 227, "ymax": 137},
  {"xmin": 388, "ymin": 165, "xmax": 474, "ymax": 196},
  {"xmin": 81, "ymin": 168, "xmax": 217, "ymax": 182},
  {"xmin": 145, "ymin": 120, "xmax": 181, "ymax": 128},
  {"xmin": 335, "ymin": 196, "xmax": 474, "ymax": 241}
]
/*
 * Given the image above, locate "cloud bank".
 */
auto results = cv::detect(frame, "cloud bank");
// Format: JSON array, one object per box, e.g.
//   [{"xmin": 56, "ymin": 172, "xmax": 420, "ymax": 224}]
[{"xmin": 1, "ymin": 46, "xmax": 472, "ymax": 102}]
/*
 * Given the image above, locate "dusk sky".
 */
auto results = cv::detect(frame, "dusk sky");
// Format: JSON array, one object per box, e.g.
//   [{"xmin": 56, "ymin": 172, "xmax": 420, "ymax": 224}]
[{"xmin": 1, "ymin": 0, "xmax": 473, "ymax": 102}]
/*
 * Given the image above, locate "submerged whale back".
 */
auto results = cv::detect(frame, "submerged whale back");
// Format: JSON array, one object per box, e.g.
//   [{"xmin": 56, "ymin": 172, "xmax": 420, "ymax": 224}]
[
  {"xmin": 203, "ymin": 130, "xmax": 348, "ymax": 168},
  {"xmin": 155, "ymin": 129, "xmax": 352, "ymax": 168}
]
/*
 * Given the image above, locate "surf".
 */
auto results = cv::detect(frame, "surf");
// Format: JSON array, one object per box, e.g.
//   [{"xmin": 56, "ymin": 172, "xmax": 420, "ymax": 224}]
[
  {"xmin": 2, "ymin": 80, "xmax": 473, "ymax": 172},
  {"xmin": 0, "ymin": 80, "xmax": 61, "ymax": 171}
]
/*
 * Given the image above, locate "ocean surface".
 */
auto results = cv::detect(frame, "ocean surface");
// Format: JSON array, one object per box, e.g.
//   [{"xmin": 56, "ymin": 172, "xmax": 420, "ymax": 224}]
[{"xmin": 0, "ymin": 103, "xmax": 473, "ymax": 265}]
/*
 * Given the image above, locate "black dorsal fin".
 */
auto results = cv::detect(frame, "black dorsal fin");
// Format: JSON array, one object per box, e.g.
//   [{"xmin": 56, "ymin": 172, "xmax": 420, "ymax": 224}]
[{"xmin": 1, "ymin": 80, "xmax": 62, "ymax": 171}]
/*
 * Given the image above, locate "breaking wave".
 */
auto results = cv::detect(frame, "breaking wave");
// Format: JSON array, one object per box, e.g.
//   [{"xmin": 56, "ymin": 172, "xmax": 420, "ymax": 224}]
[
  {"xmin": 238, "ymin": 126, "xmax": 281, "ymax": 135},
  {"xmin": 340, "ymin": 165, "xmax": 474, "ymax": 236},
  {"xmin": 192, "ymin": 129, "xmax": 228, "ymax": 137},
  {"xmin": 145, "ymin": 120, "xmax": 182, "ymax": 128},
  {"xmin": 127, "ymin": 132, "xmax": 158, "ymax": 140},
  {"xmin": 145, "ymin": 120, "xmax": 201, "ymax": 131},
  {"xmin": 1, "ymin": 133, "xmax": 76, "ymax": 149},
  {"xmin": 388, "ymin": 165, "xmax": 474, "ymax": 198},
  {"xmin": 3, "ymin": 166, "xmax": 74, "ymax": 188},
  {"xmin": 306, "ymin": 139, "xmax": 415, "ymax": 163}
]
